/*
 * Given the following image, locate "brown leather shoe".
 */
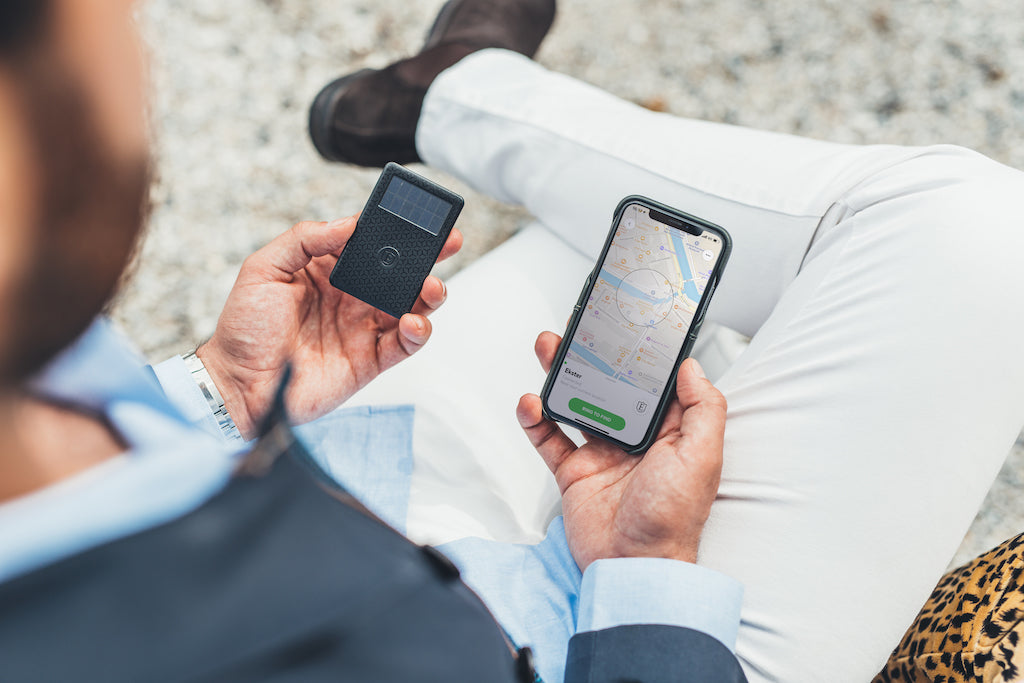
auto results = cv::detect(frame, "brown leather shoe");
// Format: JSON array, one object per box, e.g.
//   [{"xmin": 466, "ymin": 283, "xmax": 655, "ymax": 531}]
[{"xmin": 309, "ymin": 0, "xmax": 556, "ymax": 167}]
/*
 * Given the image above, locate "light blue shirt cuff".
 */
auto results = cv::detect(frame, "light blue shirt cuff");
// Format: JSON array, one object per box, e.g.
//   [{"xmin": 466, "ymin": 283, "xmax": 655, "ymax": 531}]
[
  {"xmin": 151, "ymin": 355, "xmax": 230, "ymax": 443},
  {"xmin": 577, "ymin": 558, "xmax": 743, "ymax": 652}
]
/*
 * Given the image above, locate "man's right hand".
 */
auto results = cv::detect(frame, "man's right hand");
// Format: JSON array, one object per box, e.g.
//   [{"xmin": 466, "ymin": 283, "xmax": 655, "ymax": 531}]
[
  {"xmin": 197, "ymin": 217, "xmax": 461, "ymax": 440},
  {"xmin": 516, "ymin": 331, "xmax": 728, "ymax": 571}
]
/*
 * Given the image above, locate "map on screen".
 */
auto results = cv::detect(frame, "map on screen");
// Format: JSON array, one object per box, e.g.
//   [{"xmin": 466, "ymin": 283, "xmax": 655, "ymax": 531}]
[{"xmin": 567, "ymin": 204, "xmax": 718, "ymax": 394}]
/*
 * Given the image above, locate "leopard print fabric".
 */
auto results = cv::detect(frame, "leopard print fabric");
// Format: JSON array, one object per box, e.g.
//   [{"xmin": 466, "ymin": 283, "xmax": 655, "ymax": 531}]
[{"xmin": 874, "ymin": 533, "xmax": 1024, "ymax": 682}]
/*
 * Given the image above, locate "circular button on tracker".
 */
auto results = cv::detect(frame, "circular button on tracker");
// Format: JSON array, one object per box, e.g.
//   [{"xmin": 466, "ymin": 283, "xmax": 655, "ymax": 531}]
[{"xmin": 377, "ymin": 246, "xmax": 400, "ymax": 268}]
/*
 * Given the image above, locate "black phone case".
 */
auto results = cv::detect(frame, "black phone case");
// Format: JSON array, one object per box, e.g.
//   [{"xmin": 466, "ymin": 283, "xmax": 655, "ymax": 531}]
[
  {"xmin": 329, "ymin": 163, "xmax": 464, "ymax": 318},
  {"xmin": 540, "ymin": 195, "xmax": 733, "ymax": 455}
]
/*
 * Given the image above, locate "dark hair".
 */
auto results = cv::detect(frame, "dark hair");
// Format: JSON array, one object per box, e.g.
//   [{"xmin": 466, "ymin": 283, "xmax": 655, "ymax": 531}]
[{"xmin": 0, "ymin": 1, "xmax": 50, "ymax": 53}]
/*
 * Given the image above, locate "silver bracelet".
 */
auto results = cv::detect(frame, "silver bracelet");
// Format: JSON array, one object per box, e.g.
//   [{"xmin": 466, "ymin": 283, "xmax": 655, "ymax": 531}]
[{"xmin": 182, "ymin": 351, "xmax": 244, "ymax": 442}]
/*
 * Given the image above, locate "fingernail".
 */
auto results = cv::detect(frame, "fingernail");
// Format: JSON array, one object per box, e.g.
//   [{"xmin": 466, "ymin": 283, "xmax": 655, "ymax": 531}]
[
  {"xmin": 328, "ymin": 217, "xmax": 347, "ymax": 228},
  {"xmin": 691, "ymin": 359, "xmax": 706, "ymax": 379},
  {"xmin": 439, "ymin": 279, "xmax": 447, "ymax": 300}
]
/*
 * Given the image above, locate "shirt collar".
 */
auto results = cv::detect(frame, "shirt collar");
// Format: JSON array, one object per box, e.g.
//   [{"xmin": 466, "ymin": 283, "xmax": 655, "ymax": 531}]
[{"xmin": 27, "ymin": 318, "xmax": 190, "ymax": 445}]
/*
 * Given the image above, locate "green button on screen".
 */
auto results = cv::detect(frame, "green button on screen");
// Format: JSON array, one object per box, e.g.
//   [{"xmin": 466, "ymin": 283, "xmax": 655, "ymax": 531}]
[{"xmin": 568, "ymin": 398, "xmax": 626, "ymax": 431}]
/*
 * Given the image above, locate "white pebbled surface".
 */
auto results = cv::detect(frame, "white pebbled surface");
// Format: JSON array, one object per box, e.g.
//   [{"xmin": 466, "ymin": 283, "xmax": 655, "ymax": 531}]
[{"xmin": 114, "ymin": 0, "xmax": 1024, "ymax": 572}]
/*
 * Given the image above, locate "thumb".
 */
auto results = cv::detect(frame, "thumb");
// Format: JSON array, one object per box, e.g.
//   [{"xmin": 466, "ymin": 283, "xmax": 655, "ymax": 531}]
[
  {"xmin": 674, "ymin": 358, "xmax": 728, "ymax": 462},
  {"xmin": 251, "ymin": 216, "xmax": 358, "ymax": 278}
]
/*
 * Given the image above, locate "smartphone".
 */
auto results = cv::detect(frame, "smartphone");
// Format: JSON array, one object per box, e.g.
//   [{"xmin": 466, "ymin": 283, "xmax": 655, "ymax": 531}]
[
  {"xmin": 540, "ymin": 196, "xmax": 731, "ymax": 454},
  {"xmin": 329, "ymin": 162, "xmax": 464, "ymax": 318}
]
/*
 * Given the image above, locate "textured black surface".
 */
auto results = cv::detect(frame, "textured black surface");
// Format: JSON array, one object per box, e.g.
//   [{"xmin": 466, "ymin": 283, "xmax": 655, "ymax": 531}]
[{"xmin": 330, "ymin": 163, "xmax": 464, "ymax": 318}]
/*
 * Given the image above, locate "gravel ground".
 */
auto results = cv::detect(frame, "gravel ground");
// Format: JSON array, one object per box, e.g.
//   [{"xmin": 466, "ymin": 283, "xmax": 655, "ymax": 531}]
[{"xmin": 115, "ymin": 0, "xmax": 1024, "ymax": 569}]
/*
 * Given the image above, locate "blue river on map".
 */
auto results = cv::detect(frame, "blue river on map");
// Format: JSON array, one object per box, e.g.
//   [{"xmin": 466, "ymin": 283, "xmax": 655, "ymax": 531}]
[
  {"xmin": 667, "ymin": 231, "xmax": 705, "ymax": 303},
  {"xmin": 567, "ymin": 344, "xmax": 643, "ymax": 389},
  {"xmin": 594, "ymin": 236, "xmax": 702, "ymax": 306},
  {"xmin": 568, "ymin": 235, "xmax": 704, "ymax": 384}
]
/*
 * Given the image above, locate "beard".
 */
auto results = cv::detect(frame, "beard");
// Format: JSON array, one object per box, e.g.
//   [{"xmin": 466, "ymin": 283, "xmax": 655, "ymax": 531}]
[{"xmin": 1, "ymin": 45, "xmax": 150, "ymax": 385}]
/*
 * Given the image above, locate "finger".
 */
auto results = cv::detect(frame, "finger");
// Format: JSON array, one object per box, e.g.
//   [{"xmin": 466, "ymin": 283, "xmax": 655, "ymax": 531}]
[
  {"xmin": 516, "ymin": 394, "xmax": 578, "ymax": 482},
  {"xmin": 251, "ymin": 217, "xmax": 358, "ymax": 278},
  {"xmin": 534, "ymin": 331, "xmax": 563, "ymax": 374},
  {"xmin": 655, "ymin": 397, "xmax": 684, "ymax": 440},
  {"xmin": 673, "ymin": 358, "xmax": 728, "ymax": 462},
  {"xmin": 437, "ymin": 228, "xmax": 463, "ymax": 263},
  {"xmin": 675, "ymin": 359, "xmax": 727, "ymax": 414},
  {"xmin": 528, "ymin": 332, "xmax": 606, "ymax": 443},
  {"xmin": 375, "ymin": 314, "xmax": 432, "ymax": 372},
  {"xmin": 410, "ymin": 276, "xmax": 447, "ymax": 316}
]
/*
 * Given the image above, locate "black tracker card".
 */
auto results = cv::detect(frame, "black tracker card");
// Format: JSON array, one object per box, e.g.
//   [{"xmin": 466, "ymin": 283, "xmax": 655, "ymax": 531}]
[{"xmin": 329, "ymin": 162, "xmax": 464, "ymax": 318}]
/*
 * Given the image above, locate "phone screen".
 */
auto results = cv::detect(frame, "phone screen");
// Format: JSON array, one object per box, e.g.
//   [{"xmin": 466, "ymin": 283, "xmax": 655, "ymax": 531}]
[{"xmin": 546, "ymin": 203, "xmax": 725, "ymax": 446}]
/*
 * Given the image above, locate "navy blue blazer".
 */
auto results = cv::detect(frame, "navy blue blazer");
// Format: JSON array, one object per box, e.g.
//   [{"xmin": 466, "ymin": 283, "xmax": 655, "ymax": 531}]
[{"xmin": 0, "ymin": 401, "xmax": 747, "ymax": 682}]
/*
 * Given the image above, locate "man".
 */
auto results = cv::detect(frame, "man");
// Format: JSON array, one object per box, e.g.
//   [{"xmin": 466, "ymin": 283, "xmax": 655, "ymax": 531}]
[
  {"xmin": 306, "ymin": 0, "xmax": 1024, "ymax": 681},
  {"xmin": 0, "ymin": 1, "xmax": 744, "ymax": 681}
]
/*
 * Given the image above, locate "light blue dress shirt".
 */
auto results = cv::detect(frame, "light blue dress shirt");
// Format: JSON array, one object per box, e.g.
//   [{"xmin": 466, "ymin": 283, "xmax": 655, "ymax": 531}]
[{"xmin": 0, "ymin": 319, "xmax": 743, "ymax": 683}]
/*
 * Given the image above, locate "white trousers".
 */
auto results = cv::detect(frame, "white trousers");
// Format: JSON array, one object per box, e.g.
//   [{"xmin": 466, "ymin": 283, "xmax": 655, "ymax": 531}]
[{"xmin": 348, "ymin": 49, "xmax": 1024, "ymax": 681}]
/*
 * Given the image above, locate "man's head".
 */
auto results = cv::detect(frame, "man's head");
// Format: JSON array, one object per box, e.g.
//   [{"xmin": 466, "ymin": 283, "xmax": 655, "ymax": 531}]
[{"xmin": 0, "ymin": 0, "xmax": 150, "ymax": 385}]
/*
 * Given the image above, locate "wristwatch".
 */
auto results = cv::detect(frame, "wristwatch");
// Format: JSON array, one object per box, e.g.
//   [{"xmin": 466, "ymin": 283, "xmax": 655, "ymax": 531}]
[{"xmin": 182, "ymin": 351, "xmax": 244, "ymax": 442}]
